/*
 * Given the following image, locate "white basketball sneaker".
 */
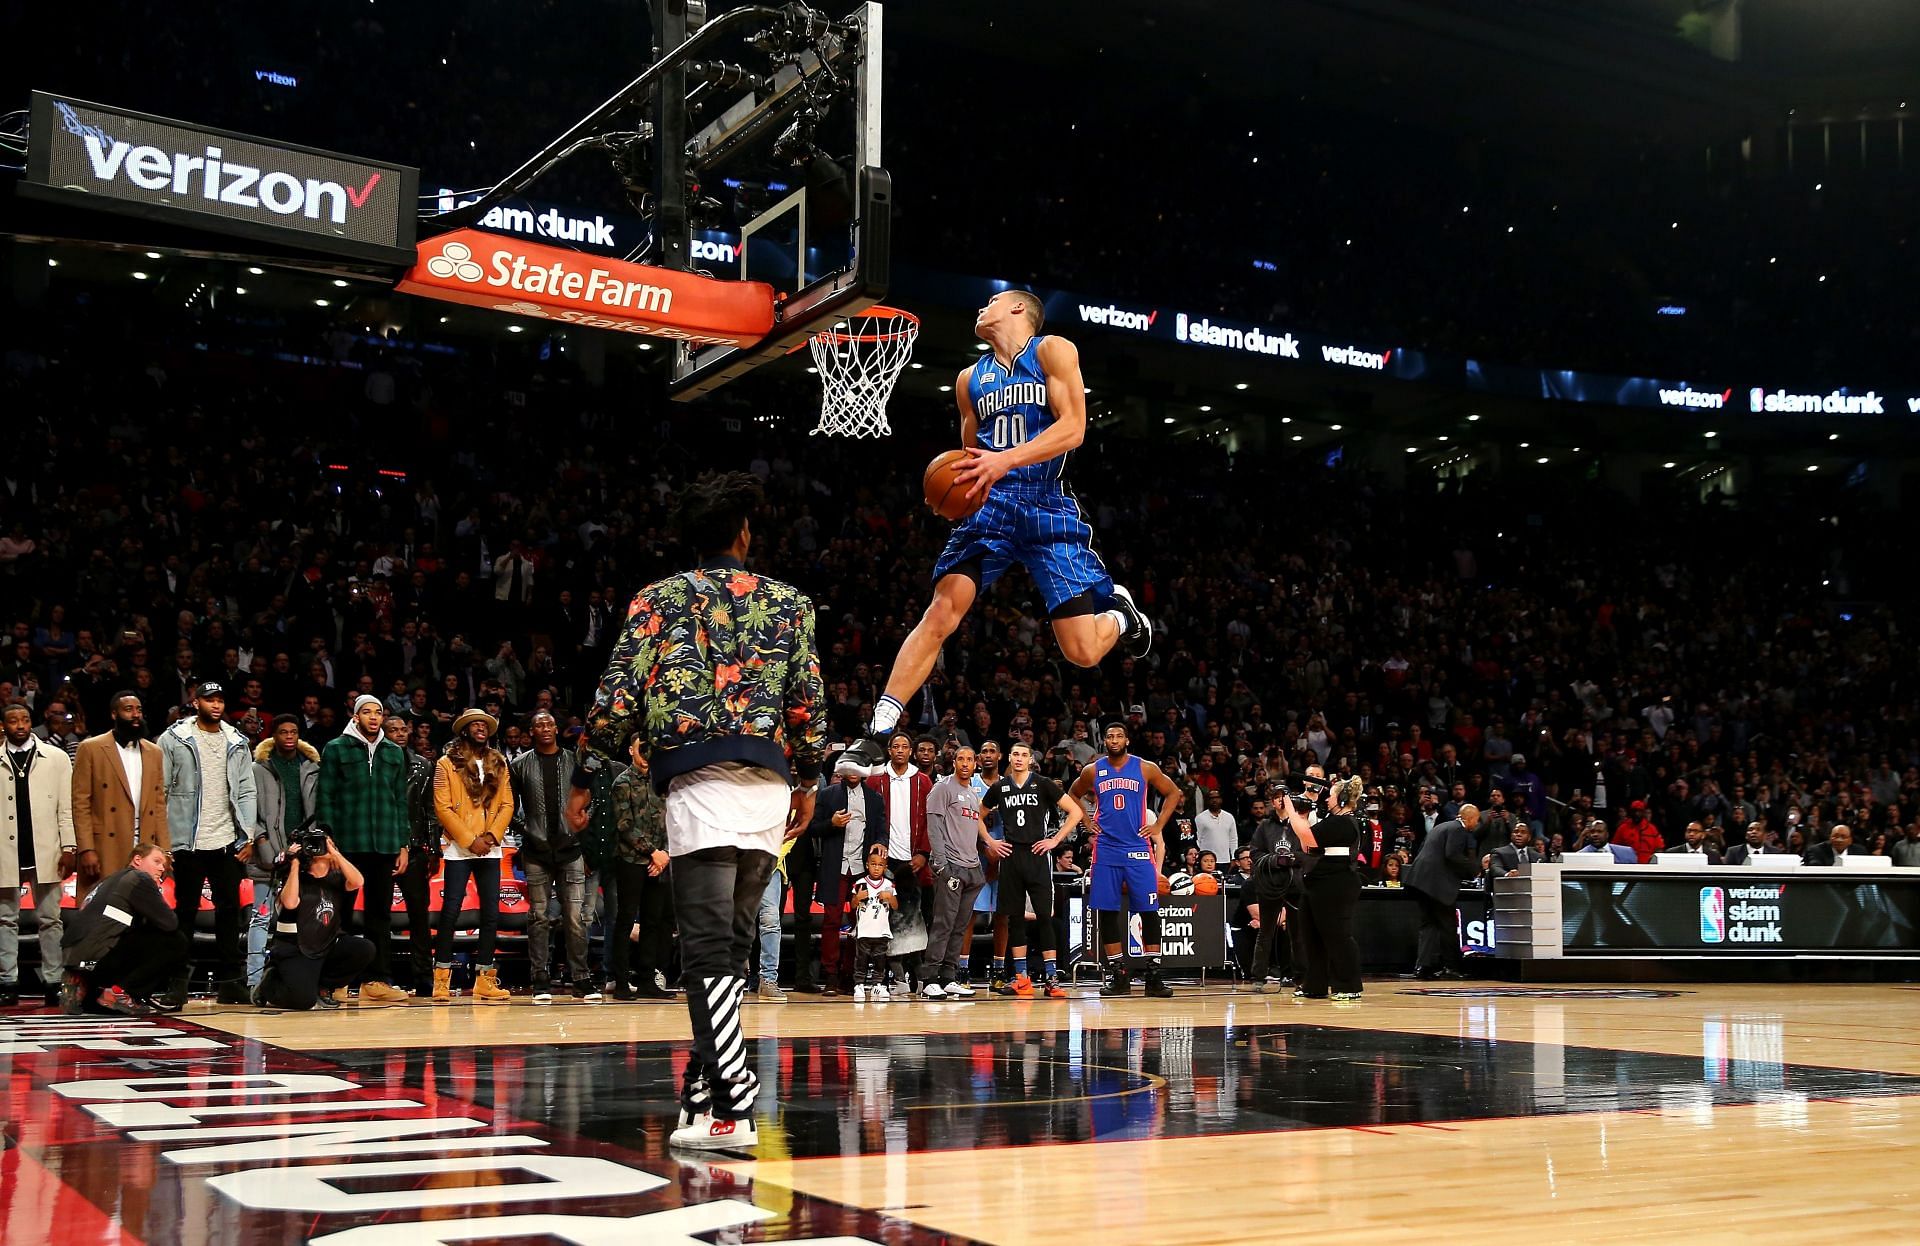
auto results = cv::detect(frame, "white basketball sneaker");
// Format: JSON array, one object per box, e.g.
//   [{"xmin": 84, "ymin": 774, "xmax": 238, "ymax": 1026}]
[
  {"xmin": 944, "ymin": 980, "xmax": 976, "ymax": 997},
  {"xmin": 852, "ymin": 983, "xmax": 868, "ymax": 1002},
  {"xmin": 923, "ymin": 981, "xmax": 946, "ymax": 999},
  {"xmin": 872, "ymin": 984, "xmax": 890, "ymax": 1003},
  {"xmin": 670, "ymin": 1112, "xmax": 758, "ymax": 1151}
]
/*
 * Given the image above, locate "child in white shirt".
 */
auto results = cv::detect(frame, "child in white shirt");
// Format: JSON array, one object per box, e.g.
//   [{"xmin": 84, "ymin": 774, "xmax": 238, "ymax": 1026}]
[{"xmin": 851, "ymin": 844, "xmax": 897, "ymax": 1001}]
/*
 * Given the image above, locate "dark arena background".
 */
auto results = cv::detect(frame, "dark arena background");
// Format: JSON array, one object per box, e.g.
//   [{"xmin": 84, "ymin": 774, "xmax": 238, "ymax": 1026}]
[{"xmin": 5, "ymin": 3, "xmax": 1920, "ymax": 1243}]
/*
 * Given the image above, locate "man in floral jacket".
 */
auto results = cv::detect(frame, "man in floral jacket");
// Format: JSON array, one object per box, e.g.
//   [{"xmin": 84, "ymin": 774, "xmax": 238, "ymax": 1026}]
[{"xmin": 568, "ymin": 472, "xmax": 826, "ymax": 1152}]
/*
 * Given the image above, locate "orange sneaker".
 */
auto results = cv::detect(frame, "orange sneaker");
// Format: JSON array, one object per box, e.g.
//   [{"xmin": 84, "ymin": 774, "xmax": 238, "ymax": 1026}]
[
  {"xmin": 1010, "ymin": 973, "xmax": 1034, "ymax": 998},
  {"xmin": 1043, "ymin": 976, "xmax": 1068, "ymax": 999}
]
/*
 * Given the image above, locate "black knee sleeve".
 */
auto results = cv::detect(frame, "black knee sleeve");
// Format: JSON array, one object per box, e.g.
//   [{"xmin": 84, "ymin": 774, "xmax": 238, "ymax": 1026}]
[
  {"xmin": 1099, "ymin": 909, "xmax": 1125, "ymax": 946},
  {"xmin": 1139, "ymin": 910, "xmax": 1162, "ymax": 948}
]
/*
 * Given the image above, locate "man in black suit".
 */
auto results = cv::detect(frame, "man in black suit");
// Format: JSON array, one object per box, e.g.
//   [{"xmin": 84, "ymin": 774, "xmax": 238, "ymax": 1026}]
[
  {"xmin": 1803, "ymin": 824, "xmax": 1861, "ymax": 867},
  {"xmin": 1406, "ymin": 804, "xmax": 1481, "ymax": 979},
  {"xmin": 1667, "ymin": 821, "xmax": 1724, "ymax": 865},
  {"xmin": 789, "ymin": 757, "xmax": 886, "ymax": 993},
  {"xmin": 1723, "ymin": 821, "xmax": 1781, "ymax": 866},
  {"xmin": 1483, "ymin": 821, "xmax": 1540, "ymax": 880}
]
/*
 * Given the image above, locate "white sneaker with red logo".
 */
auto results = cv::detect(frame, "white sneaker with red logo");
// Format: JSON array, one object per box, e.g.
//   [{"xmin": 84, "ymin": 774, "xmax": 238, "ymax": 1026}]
[{"xmin": 669, "ymin": 1112, "xmax": 758, "ymax": 1150}]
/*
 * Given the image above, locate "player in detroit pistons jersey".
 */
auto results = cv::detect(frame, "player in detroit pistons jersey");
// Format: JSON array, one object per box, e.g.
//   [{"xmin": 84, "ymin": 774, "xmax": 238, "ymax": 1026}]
[
  {"xmin": 1070, "ymin": 721, "xmax": 1184, "ymax": 997},
  {"xmin": 840, "ymin": 290, "xmax": 1153, "ymax": 770}
]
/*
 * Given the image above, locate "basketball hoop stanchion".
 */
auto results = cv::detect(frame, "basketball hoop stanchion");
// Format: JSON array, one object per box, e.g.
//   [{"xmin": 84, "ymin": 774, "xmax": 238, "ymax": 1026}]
[{"xmin": 807, "ymin": 304, "xmax": 918, "ymax": 437}]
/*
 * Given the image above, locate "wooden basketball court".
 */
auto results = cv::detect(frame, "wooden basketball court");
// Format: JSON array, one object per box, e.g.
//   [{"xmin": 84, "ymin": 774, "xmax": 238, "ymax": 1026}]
[{"xmin": 6, "ymin": 980, "xmax": 1916, "ymax": 1244}]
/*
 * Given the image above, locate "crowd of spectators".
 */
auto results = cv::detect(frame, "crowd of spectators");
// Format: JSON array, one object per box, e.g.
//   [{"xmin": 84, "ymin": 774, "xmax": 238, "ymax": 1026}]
[{"xmin": 6, "ymin": 280, "xmax": 1917, "ymax": 912}]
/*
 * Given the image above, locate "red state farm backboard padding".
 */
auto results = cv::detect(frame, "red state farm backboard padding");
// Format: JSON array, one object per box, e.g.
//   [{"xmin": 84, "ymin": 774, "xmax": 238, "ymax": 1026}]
[{"xmin": 397, "ymin": 228, "xmax": 776, "ymax": 347}]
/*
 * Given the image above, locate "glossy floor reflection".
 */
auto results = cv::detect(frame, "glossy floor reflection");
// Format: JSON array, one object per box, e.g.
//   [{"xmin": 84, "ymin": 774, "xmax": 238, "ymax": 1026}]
[
  {"xmin": 9, "ymin": 985, "xmax": 1920, "ymax": 1246},
  {"xmin": 328, "ymin": 1021, "xmax": 1920, "ymax": 1159}
]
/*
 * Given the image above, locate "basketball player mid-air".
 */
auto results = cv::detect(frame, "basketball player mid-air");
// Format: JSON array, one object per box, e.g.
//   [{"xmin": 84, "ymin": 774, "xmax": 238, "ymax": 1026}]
[{"xmin": 840, "ymin": 289, "xmax": 1152, "ymax": 770}]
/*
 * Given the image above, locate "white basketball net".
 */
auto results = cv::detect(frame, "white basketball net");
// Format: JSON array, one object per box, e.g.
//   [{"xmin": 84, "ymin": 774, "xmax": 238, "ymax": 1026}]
[{"xmin": 807, "ymin": 306, "xmax": 919, "ymax": 437}]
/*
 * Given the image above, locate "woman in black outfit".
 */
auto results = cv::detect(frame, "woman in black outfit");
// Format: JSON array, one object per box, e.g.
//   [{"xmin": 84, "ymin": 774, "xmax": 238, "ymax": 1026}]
[{"xmin": 1289, "ymin": 774, "xmax": 1365, "ymax": 1001}]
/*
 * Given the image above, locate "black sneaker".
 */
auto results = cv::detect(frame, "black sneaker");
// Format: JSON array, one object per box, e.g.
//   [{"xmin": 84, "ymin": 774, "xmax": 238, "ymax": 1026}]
[
  {"xmin": 573, "ymin": 981, "xmax": 603, "ymax": 1002},
  {"xmin": 44, "ymin": 985, "xmax": 61, "ymax": 1008},
  {"xmin": 0, "ymin": 983, "xmax": 17, "ymax": 1008},
  {"xmin": 989, "ymin": 975, "xmax": 1015, "ymax": 996},
  {"xmin": 837, "ymin": 734, "xmax": 890, "ymax": 772},
  {"xmin": 1100, "ymin": 968, "xmax": 1132, "ymax": 997},
  {"xmin": 1143, "ymin": 968, "xmax": 1174, "ymax": 999},
  {"xmin": 611, "ymin": 984, "xmax": 638, "ymax": 1001},
  {"xmin": 215, "ymin": 978, "xmax": 252, "ymax": 1005},
  {"xmin": 60, "ymin": 973, "xmax": 88, "ymax": 1016},
  {"xmin": 1109, "ymin": 585, "xmax": 1153, "ymax": 659},
  {"xmin": 316, "ymin": 988, "xmax": 342, "ymax": 1009}
]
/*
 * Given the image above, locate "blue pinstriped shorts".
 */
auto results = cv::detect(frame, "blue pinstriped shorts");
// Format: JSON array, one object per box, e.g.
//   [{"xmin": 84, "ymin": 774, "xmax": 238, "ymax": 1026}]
[{"xmin": 931, "ymin": 484, "xmax": 1114, "ymax": 613}]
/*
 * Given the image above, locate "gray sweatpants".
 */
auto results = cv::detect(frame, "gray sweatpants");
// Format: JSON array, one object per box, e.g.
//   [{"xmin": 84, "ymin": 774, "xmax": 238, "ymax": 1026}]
[{"xmin": 924, "ymin": 862, "xmax": 986, "ymax": 984}]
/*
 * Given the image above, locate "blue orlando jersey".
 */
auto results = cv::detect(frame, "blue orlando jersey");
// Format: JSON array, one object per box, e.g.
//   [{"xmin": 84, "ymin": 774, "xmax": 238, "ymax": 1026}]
[
  {"xmin": 1093, "ymin": 754, "xmax": 1149, "ymax": 854},
  {"xmin": 968, "ymin": 335, "xmax": 1068, "ymax": 488}
]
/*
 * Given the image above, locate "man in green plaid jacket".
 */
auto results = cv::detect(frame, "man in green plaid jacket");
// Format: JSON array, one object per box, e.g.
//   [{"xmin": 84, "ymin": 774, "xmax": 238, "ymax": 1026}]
[{"xmin": 315, "ymin": 695, "xmax": 413, "ymax": 1003}]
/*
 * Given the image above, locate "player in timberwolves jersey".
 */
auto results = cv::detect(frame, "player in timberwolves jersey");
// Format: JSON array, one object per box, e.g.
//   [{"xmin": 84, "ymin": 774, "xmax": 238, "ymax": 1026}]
[
  {"xmin": 1069, "ymin": 721, "xmax": 1184, "ymax": 997},
  {"xmin": 841, "ymin": 290, "xmax": 1152, "ymax": 770}
]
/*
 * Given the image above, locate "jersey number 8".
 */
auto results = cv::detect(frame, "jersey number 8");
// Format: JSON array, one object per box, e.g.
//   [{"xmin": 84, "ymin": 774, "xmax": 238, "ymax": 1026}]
[{"xmin": 990, "ymin": 412, "xmax": 1028, "ymax": 449}]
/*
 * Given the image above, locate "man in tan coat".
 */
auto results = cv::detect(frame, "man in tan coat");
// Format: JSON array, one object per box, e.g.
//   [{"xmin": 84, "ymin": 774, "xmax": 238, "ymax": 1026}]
[
  {"xmin": 71, "ymin": 692, "xmax": 169, "ymax": 891},
  {"xmin": 430, "ymin": 709, "xmax": 513, "ymax": 1004},
  {"xmin": 3, "ymin": 702, "xmax": 77, "ymax": 1006}
]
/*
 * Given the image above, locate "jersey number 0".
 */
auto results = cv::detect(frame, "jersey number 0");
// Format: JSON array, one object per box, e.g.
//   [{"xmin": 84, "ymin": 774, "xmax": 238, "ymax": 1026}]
[{"xmin": 990, "ymin": 412, "xmax": 1028, "ymax": 449}]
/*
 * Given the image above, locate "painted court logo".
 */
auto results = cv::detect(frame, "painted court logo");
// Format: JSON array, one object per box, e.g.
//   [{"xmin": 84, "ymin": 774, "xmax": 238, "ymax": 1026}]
[{"xmin": 1700, "ymin": 886, "xmax": 1726, "ymax": 943}]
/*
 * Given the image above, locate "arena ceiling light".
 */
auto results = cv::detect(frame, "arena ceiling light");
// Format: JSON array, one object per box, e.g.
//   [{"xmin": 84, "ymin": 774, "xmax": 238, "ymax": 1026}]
[
  {"xmin": 1467, "ymin": 413, "xmax": 1481, "ymax": 422},
  {"xmin": 332, "ymin": 279, "xmax": 349, "ymax": 288},
  {"xmin": 314, "ymin": 298, "xmax": 329, "ymax": 306},
  {"xmin": 1291, "ymin": 434, "xmax": 1303, "ymax": 442},
  {"xmin": 909, "ymin": 362, "xmax": 923, "ymax": 369},
  {"xmin": 233, "ymin": 286, "xmax": 247, "ymax": 295},
  {"xmin": 938, "ymin": 384, "xmax": 952, "ymax": 392},
  {"xmin": 144, "ymin": 251, "xmax": 161, "ymax": 259},
  {"xmin": 1330, "ymin": 424, "xmax": 1343, "ymax": 431},
  {"xmin": 1235, "ymin": 382, "xmax": 1248, "ymax": 390},
  {"xmin": 1828, "ymin": 432, "xmax": 1840, "ymax": 441},
  {"xmin": 1705, "ymin": 430, "xmax": 1718, "ymax": 438},
  {"xmin": 1807, "ymin": 464, "xmax": 1819, "ymax": 472},
  {"xmin": 1663, "ymin": 461, "xmax": 1677, "ymax": 469},
  {"xmin": 1199, "ymin": 405, "xmax": 1212, "ymax": 412},
  {"xmin": 1536, "ymin": 456, "xmax": 1550, "ymax": 464},
  {"xmin": 507, "ymin": 324, "xmax": 524, "ymax": 333},
  {"xmin": 1164, "ymin": 416, "xmax": 1176, "ymax": 424},
  {"xmin": 131, "ymin": 271, "xmax": 148, "ymax": 280},
  {"xmin": 247, "ymin": 266, "xmax": 264, "ymax": 275}
]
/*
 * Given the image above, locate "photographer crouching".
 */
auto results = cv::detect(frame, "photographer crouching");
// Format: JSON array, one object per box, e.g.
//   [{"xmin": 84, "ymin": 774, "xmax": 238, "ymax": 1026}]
[{"xmin": 251, "ymin": 825, "xmax": 374, "ymax": 1010}]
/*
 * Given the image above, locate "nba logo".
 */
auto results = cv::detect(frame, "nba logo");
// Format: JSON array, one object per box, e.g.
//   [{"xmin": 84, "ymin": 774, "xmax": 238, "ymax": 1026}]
[{"xmin": 1699, "ymin": 887, "xmax": 1726, "ymax": 943}]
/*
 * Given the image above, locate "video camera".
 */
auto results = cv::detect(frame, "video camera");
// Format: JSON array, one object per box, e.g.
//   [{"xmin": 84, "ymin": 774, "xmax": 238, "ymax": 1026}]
[{"xmin": 1271, "ymin": 772, "xmax": 1328, "ymax": 808}]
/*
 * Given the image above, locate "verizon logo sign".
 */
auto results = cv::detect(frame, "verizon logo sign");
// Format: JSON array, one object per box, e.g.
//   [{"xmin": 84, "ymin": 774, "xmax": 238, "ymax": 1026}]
[
  {"xmin": 398, "ymin": 228, "xmax": 774, "ymax": 346},
  {"xmin": 1078, "ymin": 303, "xmax": 1158, "ymax": 332},
  {"xmin": 1749, "ymin": 387, "xmax": 1884, "ymax": 415},
  {"xmin": 85, "ymin": 137, "xmax": 378, "ymax": 224},
  {"xmin": 1658, "ymin": 387, "xmax": 1732, "ymax": 409},
  {"xmin": 1322, "ymin": 344, "xmax": 1393, "ymax": 371},
  {"xmin": 30, "ymin": 93, "xmax": 414, "ymax": 254},
  {"xmin": 1174, "ymin": 313, "xmax": 1300, "ymax": 357}
]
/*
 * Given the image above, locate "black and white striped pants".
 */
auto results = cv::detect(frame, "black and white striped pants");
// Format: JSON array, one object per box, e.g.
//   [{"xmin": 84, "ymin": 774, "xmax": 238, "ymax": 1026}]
[{"xmin": 671, "ymin": 844, "xmax": 776, "ymax": 1120}]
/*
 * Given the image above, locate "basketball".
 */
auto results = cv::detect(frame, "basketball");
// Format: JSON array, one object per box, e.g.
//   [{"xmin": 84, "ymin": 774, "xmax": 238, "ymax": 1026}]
[
  {"xmin": 1156, "ymin": 872, "xmax": 1171, "ymax": 897},
  {"xmin": 924, "ymin": 449, "xmax": 986, "ymax": 521},
  {"xmin": 1191, "ymin": 873, "xmax": 1220, "ymax": 896}
]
